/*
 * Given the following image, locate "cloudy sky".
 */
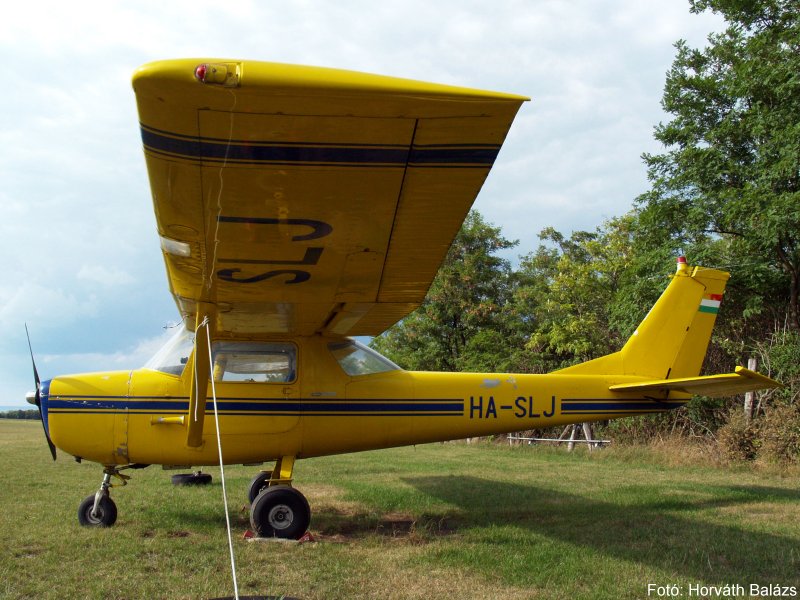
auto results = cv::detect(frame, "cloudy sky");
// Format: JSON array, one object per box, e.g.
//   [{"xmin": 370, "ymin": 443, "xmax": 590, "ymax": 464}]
[{"xmin": 0, "ymin": 0, "xmax": 724, "ymax": 408}]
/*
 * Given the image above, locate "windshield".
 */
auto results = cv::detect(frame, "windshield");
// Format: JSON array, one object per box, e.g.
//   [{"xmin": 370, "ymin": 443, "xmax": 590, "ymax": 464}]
[
  {"xmin": 328, "ymin": 340, "xmax": 401, "ymax": 376},
  {"xmin": 143, "ymin": 326, "xmax": 194, "ymax": 376}
]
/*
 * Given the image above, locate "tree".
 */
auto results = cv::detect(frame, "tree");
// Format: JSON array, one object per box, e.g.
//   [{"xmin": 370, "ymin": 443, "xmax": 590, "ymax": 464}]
[
  {"xmin": 371, "ymin": 211, "xmax": 521, "ymax": 372},
  {"xmin": 638, "ymin": 0, "xmax": 800, "ymax": 331},
  {"xmin": 515, "ymin": 214, "xmax": 646, "ymax": 372}
]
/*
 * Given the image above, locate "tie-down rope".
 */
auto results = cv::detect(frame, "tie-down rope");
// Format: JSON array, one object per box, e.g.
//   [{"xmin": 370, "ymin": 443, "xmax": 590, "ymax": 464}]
[{"xmin": 195, "ymin": 316, "xmax": 239, "ymax": 600}]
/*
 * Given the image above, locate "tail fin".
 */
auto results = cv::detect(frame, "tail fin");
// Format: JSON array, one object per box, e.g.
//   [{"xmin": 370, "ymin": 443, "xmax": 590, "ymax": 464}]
[{"xmin": 556, "ymin": 258, "xmax": 729, "ymax": 379}]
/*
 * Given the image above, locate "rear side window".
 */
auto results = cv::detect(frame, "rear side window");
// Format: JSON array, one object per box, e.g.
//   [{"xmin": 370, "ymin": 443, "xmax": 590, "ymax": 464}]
[
  {"xmin": 211, "ymin": 342, "xmax": 296, "ymax": 383},
  {"xmin": 328, "ymin": 340, "xmax": 400, "ymax": 376}
]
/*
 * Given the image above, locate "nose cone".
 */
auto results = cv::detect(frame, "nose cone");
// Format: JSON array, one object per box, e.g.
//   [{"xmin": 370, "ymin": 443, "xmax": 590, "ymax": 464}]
[{"xmin": 26, "ymin": 391, "xmax": 37, "ymax": 405}]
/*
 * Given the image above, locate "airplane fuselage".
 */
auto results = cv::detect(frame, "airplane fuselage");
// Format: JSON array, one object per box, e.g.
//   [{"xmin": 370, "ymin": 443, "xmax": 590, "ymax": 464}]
[{"xmin": 44, "ymin": 334, "xmax": 685, "ymax": 467}]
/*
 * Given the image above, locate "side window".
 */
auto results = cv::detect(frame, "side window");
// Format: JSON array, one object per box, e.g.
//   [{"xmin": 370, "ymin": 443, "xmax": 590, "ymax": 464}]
[
  {"xmin": 211, "ymin": 342, "xmax": 296, "ymax": 383},
  {"xmin": 328, "ymin": 340, "xmax": 400, "ymax": 376}
]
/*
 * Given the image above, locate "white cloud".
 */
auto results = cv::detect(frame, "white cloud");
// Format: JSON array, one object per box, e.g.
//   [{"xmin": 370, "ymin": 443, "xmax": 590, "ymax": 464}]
[
  {"xmin": 0, "ymin": 282, "xmax": 98, "ymax": 331},
  {"xmin": 77, "ymin": 265, "xmax": 136, "ymax": 287}
]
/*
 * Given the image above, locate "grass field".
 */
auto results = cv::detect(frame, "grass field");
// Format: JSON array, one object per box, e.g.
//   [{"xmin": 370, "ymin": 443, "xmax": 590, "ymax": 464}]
[{"xmin": 1, "ymin": 420, "xmax": 798, "ymax": 599}]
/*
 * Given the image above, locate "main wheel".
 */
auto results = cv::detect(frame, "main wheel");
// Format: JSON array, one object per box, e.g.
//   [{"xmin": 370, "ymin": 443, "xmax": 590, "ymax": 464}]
[
  {"xmin": 171, "ymin": 472, "xmax": 212, "ymax": 486},
  {"xmin": 248, "ymin": 471, "xmax": 273, "ymax": 504},
  {"xmin": 78, "ymin": 494, "xmax": 117, "ymax": 527},
  {"xmin": 250, "ymin": 486, "xmax": 310, "ymax": 540}
]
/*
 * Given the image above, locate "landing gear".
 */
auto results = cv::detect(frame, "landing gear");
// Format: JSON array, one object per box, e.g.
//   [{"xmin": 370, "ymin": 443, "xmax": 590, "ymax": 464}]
[
  {"xmin": 78, "ymin": 494, "xmax": 117, "ymax": 527},
  {"xmin": 171, "ymin": 471, "xmax": 212, "ymax": 486},
  {"xmin": 250, "ymin": 486, "xmax": 310, "ymax": 540},
  {"xmin": 77, "ymin": 464, "xmax": 147, "ymax": 528},
  {"xmin": 248, "ymin": 471, "xmax": 272, "ymax": 504},
  {"xmin": 248, "ymin": 456, "xmax": 311, "ymax": 540},
  {"xmin": 77, "ymin": 467, "xmax": 127, "ymax": 528}
]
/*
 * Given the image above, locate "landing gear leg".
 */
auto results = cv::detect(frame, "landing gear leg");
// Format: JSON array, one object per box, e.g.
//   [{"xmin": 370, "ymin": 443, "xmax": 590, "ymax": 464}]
[{"xmin": 77, "ymin": 466, "xmax": 132, "ymax": 527}]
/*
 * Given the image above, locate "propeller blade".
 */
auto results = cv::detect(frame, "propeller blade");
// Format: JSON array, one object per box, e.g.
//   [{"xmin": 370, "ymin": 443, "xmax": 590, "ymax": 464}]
[
  {"xmin": 24, "ymin": 324, "xmax": 40, "ymax": 390},
  {"xmin": 44, "ymin": 431, "xmax": 57, "ymax": 461},
  {"xmin": 24, "ymin": 324, "xmax": 57, "ymax": 461}
]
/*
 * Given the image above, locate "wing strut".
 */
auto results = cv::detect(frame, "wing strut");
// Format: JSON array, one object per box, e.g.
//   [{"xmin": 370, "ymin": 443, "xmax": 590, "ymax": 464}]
[{"xmin": 187, "ymin": 305, "xmax": 215, "ymax": 448}]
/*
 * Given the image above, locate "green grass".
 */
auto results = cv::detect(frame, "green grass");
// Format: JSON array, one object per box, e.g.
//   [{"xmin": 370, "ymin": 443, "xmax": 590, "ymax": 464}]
[{"xmin": 1, "ymin": 420, "xmax": 798, "ymax": 599}]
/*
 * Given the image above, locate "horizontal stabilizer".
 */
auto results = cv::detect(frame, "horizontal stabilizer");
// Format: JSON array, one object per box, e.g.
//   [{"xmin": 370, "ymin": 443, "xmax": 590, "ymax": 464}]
[{"xmin": 609, "ymin": 366, "xmax": 781, "ymax": 398}]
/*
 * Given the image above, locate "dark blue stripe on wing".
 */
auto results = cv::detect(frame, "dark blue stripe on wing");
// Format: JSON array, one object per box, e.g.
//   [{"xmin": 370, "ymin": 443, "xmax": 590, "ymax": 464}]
[{"xmin": 140, "ymin": 127, "xmax": 499, "ymax": 167}]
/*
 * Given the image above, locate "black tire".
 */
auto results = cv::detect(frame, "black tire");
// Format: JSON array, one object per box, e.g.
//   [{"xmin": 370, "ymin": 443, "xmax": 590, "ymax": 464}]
[
  {"xmin": 248, "ymin": 471, "xmax": 273, "ymax": 504},
  {"xmin": 250, "ymin": 486, "xmax": 310, "ymax": 540},
  {"xmin": 171, "ymin": 472, "xmax": 212, "ymax": 486},
  {"xmin": 78, "ymin": 494, "xmax": 117, "ymax": 527}
]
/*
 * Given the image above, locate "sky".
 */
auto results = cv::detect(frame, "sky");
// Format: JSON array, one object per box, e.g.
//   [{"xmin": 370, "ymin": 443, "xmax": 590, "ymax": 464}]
[{"xmin": 0, "ymin": 0, "xmax": 725, "ymax": 408}]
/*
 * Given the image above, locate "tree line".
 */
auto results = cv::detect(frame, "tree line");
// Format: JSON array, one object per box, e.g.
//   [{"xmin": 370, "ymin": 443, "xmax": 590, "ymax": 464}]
[
  {"xmin": 0, "ymin": 410, "xmax": 40, "ymax": 420},
  {"xmin": 373, "ymin": 0, "xmax": 799, "ymax": 464}
]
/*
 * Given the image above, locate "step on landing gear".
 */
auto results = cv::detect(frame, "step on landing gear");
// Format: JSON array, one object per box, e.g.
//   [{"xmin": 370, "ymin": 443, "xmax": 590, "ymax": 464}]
[{"xmin": 248, "ymin": 456, "xmax": 311, "ymax": 540}]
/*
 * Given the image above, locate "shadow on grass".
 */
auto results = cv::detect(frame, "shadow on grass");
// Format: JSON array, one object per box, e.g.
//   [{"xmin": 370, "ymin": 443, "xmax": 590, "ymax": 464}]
[
  {"xmin": 401, "ymin": 475, "xmax": 800, "ymax": 584},
  {"xmin": 312, "ymin": 507, "xmax": 462, "ymax": 539}
]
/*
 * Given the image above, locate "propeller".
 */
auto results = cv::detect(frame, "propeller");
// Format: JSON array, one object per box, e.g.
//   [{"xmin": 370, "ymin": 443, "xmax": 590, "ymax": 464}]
[{"xmin": 25, "ymin": 325, "xmax": 57, "ymax": 460}]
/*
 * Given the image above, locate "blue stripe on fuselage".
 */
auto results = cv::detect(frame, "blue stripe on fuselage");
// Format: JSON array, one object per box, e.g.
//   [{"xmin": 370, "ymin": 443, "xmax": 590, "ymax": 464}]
[
  {"xmin": 47, "ymin": 396, "xmax": 464, "ymax": 416},
  {"xmin": 562, "ymin": 400, "xmax": 685, "ymax": 413}
]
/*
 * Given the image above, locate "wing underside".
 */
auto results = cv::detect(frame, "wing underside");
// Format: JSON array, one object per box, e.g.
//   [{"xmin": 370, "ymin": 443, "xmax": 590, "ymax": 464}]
[{"xmin": 133, "ymin": 59, "xmax": 527, "ymax": 336}]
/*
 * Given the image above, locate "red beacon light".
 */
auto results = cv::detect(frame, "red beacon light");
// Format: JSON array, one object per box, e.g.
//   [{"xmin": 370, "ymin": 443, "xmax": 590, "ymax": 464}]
[
  {"xmin": 676, "ymin": 255, "xmax": 689, "ymax": 273},
  {"xmin": 194, "ymin": 64, "xmax": 208, "ymax": 83},
  {"xmin": 192, "ymin": 63, "xmax": 237, "ymax": 86}
]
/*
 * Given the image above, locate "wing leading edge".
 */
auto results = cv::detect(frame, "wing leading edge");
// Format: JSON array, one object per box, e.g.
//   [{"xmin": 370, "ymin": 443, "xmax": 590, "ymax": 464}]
[{"xmin": 133, "ymin": 59, "xmax": 527, "ymax": 336}]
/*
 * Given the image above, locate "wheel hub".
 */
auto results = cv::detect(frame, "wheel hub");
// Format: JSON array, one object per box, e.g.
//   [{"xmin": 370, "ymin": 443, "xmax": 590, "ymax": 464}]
[{"xmin": 267, "ymin": 504, "xmax": 293, "ymax": 530}]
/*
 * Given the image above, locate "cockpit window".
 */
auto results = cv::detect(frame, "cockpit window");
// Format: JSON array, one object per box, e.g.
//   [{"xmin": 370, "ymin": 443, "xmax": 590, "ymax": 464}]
[
  {"xmin": 142, "ymin": 326, "xmax": 194, "ymax": 376},
  {"xmin": 328, "ymin": 340, "xmax": 401, "ymax": 376},
  {"xmin": 212, "ymin": 342, "xmax": 296, "ymax": 383}
]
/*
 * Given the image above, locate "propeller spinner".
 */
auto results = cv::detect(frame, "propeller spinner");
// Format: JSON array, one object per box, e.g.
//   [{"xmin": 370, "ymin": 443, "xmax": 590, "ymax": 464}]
[{"xmin": 25, "ymin": 325, "xmax": 57, "ymax": 460}]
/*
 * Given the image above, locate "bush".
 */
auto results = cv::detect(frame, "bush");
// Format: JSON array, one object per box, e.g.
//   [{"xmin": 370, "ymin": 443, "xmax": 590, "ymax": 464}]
[
  {"xmin": 717, "ymin": 411, "xmax": 760, "ymax": 462},
  {"xmin": 757, "ymin": 403, "xmax": 800, "ymax": 465},
  {"xmin": 716, "ymin": 403, "xmax": 800, "ymax": 465}
]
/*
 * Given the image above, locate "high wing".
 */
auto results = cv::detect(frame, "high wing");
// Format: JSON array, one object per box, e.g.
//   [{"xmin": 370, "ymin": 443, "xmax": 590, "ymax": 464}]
[
  {"xmin": 609, "ymin": 366, "xmax": 781, "ymax": 398},
  {"xmin": 132, "ymin": 59, "xmax": 527, "ymax": 336}
]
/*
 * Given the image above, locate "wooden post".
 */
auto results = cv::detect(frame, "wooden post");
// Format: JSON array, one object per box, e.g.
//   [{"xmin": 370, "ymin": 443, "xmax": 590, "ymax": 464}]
[
  {"xmin": 744, "ymin": 357, "xmax": 757, "ymax": 421},
  {"xmin": 567, "ymin": 424, "xmax": 578, "ymax": 452},
  {"xmin": 582, "ymin": 422, "xmax": 595, "ymax": 451}
]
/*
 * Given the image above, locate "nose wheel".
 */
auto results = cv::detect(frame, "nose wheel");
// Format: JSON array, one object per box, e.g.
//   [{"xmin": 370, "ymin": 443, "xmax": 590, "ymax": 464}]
[
  {"xmin": 77, "ymin": 468, "xmax": 126, "ymax": 527},
  {"xmin": 78, "ymin": 493, "xmax": 117, "ymax": 527}
]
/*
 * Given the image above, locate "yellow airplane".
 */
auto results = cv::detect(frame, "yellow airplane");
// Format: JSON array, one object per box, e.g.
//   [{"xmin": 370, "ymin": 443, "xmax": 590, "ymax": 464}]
[{"xmin": 26, "ymin": 59, "xmax": 779, "ymax": 539}]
